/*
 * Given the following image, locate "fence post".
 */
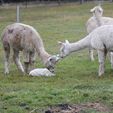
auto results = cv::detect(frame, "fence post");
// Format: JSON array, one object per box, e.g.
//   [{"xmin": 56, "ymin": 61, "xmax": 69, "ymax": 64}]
[{"xmin": 16, "ymin": 5, "xmax": 20, "ymax": 23}]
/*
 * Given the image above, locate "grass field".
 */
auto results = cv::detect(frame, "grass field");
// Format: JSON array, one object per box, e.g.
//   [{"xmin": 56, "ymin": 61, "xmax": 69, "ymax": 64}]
[{"xmin": 0, "ymin": 2, "xmax": 113, "ymax": 113}]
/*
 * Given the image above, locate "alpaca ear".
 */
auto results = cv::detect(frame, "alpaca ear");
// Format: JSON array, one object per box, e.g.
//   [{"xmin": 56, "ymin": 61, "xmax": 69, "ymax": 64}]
[
  {"xmin": 58, "ymin": 41, "xmax": 62, "ymax": 45},
  {"xmin": 65, "ymin": 40, "xmax": 69, "ymax": 44},
  {"xmin": 90, "ymin": 6, "xmax": 95, "ymax": 13},
  {"xmin": 55, "ymin": 54, "xmax": 61, "ymax": 61},
  {"xmin": 90, "ymin": 8, "xmax": 94, "ymax": 13},
  {"xmin": 58, "ymin": 41, "xmax": 65, "ymax": 46}
]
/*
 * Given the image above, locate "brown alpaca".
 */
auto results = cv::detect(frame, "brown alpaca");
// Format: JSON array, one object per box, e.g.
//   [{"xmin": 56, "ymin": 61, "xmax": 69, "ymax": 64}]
[{"xmin": 1, "ymin": 23, "xmax": 60, "ymax": 74}]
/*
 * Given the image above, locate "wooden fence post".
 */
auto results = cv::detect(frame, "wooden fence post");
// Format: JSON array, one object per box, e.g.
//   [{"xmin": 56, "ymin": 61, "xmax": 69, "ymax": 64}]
[{"xmin": 16, "ymin": 5, "xmax": 20, "ymax": 23}]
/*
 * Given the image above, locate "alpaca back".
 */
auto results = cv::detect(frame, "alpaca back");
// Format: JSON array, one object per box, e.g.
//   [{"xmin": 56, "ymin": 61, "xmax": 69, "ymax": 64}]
[
  {"xmin": 86, "ymin": 16, "xmax": 113, "ymax": 34},
  {"xmin": 1, "ymin": 23, "xmax": 45, "ymax": 53},
  {"xmin": 102, "ymin": 17, "xmax": 113, "ymax": 25},
  {"xmin": 90, "ymin": 25, "xmax": 113, "ymax": 50}
]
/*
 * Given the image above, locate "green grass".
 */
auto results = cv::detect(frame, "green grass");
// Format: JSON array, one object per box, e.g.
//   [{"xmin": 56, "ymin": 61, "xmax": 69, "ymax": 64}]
[{"xmin": 0, "ymin": 2, "xmax": 113, "ymax": 113}]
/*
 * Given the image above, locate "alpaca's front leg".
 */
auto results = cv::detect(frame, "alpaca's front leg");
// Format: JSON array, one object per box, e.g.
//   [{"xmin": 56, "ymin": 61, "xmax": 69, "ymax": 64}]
[
  {"xmin": 23, "ymin": 51, "xmax": 31, "ymax": 73},
  {"xmin": 89, "ymin": 48, "xmax": 95, "ymax": 61},
  {"xmin": 4, "ymin": 49, "xmax": 10, "ymax": 74},
  {"xmin": 23, "ymin": 50, "xmax": 36, "ymax": 73},
  {"xmin": 97, "ymin": 50, "xmax": 106, "ymax": 76},
  {"xmin": 29, "ymin": 50, "xmax": 36, "ymax": 70},
  {"xmin": 13, "ymin": 50, "xmax": 25, "ymax": 74}
]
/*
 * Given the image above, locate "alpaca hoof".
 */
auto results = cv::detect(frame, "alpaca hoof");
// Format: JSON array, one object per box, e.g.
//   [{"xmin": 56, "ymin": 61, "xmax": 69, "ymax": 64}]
[
  {"xmin": 91, "ymin": 59, "xmax": 95, "ymax": 62},
  {"xmin": 91, "ymin": 58, "xmax": 95, "ymax": 61},
  {"xmin": 4, "ymin": 71, "xmax": 9, "ymax": 75},
  {"xmin": 111, "ymin": 64, "xmax": 113, "ymax": 69},
  {"xmin": 98, "ymin": 72, "xmax": 104, "ymax": 76}
]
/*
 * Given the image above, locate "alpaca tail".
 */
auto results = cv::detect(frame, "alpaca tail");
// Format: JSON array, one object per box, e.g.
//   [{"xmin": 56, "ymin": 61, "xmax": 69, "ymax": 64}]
[{"xmin": 1, "ymin": 27, "xmax": 11, "ymax": 55}]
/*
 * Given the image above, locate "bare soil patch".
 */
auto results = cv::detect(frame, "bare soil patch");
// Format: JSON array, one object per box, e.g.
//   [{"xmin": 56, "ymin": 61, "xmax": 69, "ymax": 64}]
[
  {"xmin": 0, "ymin": 16, "xmax": 5, "ymax": 19},
  {"xmin": 45, "ymin": 102, "xmax": 112, "ymax": 113}
]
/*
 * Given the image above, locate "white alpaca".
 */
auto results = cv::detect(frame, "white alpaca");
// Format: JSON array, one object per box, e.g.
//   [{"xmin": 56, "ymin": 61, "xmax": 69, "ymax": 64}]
[
  {"xmin": 29, "ymin": 68, "xmax": 55, "ymax": 76},
  {"xmin": 1, "ymin": 23, "xmax": 60, "ymax": 74},
  {"xmin": 86, "ymin": 5, "xmax": 113, "ymax": 61},
  {"xmin": 59, "ymin": 25, "xmax": 113, "ymax": 76}
]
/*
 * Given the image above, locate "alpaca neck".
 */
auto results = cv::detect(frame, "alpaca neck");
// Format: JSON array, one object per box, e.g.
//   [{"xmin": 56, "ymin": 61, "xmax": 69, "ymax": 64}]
[
  {"xmin": 94, "ymin": 14, "xmax": 103, "ymax": 26},
  {"xmin": 38, "ymin": 48, "xmax": 51, "ymax": 64},
  {"xmin": 69, "ymin": 36, "xmax": 90, "ymax": 53},
  {"xmin": 33, "ymin": 35, "xmax": 51, "ymax": 64}
]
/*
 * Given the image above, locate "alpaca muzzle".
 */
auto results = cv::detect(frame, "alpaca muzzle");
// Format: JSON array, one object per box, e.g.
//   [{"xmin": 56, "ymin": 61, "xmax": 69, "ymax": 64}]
[{"xmin": 47, "ymin": 66, "xmax": 55, "ymax": 73}]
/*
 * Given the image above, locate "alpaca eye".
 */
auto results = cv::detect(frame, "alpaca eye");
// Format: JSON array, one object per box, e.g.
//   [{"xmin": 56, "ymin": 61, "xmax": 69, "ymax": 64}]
[
  {"xmin": 99, "ymin": 10, "xmax": 101, "ymax": 13},
  {"xmin": 49, "ymin": 58, "xmax": 53, "ymax": 62}
]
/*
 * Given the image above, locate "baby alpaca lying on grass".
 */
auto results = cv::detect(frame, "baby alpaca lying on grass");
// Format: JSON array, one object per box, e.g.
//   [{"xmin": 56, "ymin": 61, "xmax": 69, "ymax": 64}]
[
  {"xmin": 59, "ymin": 25, "xmax": 113, "ymax": 76},
  {"xmin": 29, "ymin": 68, "xmax": 55, "ymax": 76}
]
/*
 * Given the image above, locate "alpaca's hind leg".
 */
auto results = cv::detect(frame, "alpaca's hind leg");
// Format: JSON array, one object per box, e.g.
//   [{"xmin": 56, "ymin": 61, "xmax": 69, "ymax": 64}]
[
  {"xmin": 4, "ymin": 47, "xmax": 10, "ymax": 74},
  {"xmin": 110, "ymin": 52, "xmax": 113, "ymax": 69},
  {"xmin": 24, "ymin": 50, "xmax": 36, "ymax": 73},
  {"xmin": 97, "ymin": 50, "xmax": 106, "ymax": 76},
  {"xmin": 89, "ymin": 48, "xmax": 94, "ymax": 61},
  {"xmin": 29, "ymin": 50, "xmax": 36, "ymax": 70},
  {"xmin": 13, "ymin": 50, "xmax": 25, "ymax": 74}
]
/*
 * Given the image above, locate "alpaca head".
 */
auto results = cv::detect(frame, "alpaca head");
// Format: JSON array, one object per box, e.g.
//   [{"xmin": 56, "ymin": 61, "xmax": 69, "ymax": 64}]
[
  {"xmin": 58, "ymin": 40, "xmax": 70, "ymax": 58},
  {"xmin": 45, "ymin": 55, "xmax": 60, "ymax": 73},
  {"xmin": 90, "ymin": 5, "xmax": 103, "ymax": 17}
]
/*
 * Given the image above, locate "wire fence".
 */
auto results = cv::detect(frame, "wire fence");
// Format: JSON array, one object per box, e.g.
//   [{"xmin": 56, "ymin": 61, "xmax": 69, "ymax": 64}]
[
  {"xmin": 0, "ymin": 0, "xmax": 112, "ymax": 5},
  {"xmin": 0, "ymin": 0, "xmax": 112, "ymax": 7}
]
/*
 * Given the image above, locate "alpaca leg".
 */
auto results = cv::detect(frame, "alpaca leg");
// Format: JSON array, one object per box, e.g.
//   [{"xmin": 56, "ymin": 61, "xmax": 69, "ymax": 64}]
[
  {"xmin": 89, "ymin": 48, "xmax": 94, "ymax": 61},
  {"xmin": 23, "ymin": 49, "xmax": 36, "ymax": 73},
  {"xmin": 4, "ymin": 47, "xmax": 10, "ymax": 74},
  {"xmin": 13, "ymin": 50, "xmax": 25, "ymax": 73},
  {"xmin": 29, "ymin": 50, "xmax": 36, "ymax": 71},
  {"xmin": 97, "ymin": 50, "xmax": 106, "ymax": 76},
  {"xmin": 110, "ymin": 52, "xmax": 113, "ymax": 69},
  {"xmin": 23, "ymin": 51, "xmax": 30, "ymax": 73},
  {"xmin": 24, "ymin": 62, "xmax": 29, "ymax": 73}
]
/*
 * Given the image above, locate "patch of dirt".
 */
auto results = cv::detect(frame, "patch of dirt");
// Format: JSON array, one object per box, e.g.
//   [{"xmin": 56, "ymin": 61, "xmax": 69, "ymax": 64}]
[
  {"xmin": 0, "ymin": 16, "xmax": 5, "ymax": 19},
  {"xmin": 45, "ymin": 102, "xmax": 112, "ymax": 113}
]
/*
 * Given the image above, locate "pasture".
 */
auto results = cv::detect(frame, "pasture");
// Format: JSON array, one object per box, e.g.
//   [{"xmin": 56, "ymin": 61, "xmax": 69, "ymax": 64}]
[{"xmin": 0, "ymin": 2, "xmax": 113, "ymax": 113}]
